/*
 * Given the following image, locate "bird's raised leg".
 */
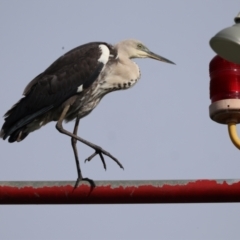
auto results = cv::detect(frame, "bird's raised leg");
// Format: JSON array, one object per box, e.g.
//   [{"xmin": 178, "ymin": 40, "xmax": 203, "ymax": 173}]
[{"xmin": 56, "ymin": 105, "xmax": 124, "ymax": 184}]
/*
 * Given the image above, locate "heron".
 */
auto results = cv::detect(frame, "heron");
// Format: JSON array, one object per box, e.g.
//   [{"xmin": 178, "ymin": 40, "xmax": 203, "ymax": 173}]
[{"xmin": 0, "ymin": 39, "xmax": 174, "ymax": 186}]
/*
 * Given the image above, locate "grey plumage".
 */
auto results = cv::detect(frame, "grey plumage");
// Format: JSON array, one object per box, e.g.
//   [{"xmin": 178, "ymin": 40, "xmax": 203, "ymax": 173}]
[{"xmin": 0, "ymin": 39, "xmax": 174, "ymax": 185}]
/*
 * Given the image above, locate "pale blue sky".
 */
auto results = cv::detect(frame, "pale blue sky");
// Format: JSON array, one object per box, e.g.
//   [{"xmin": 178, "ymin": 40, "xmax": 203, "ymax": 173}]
[{"xmin": 0, "ymin": 1, "xmax": 240, "ymax": 239}]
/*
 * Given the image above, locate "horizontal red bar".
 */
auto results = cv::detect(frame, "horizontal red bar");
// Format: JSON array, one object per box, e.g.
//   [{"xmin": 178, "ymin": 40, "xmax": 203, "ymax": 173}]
[{"xmin": 0, "ymin": 180, "xmax": 240, "ymax": 204}]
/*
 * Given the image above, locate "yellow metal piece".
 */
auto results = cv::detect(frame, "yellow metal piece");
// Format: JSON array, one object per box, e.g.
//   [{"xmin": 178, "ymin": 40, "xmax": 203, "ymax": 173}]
[{"xmin": 228, "ymin": 122, "xmax": 240, "ymax": 150}]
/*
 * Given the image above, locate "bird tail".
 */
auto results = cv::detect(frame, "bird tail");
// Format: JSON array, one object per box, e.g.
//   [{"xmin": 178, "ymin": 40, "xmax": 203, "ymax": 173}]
[
  {"xmin": 0, "ymin": 127, "xmax": 28, "ymax": 142},
  {"xmin": 1, "ymin": 97, "xmax": 53, "ymax": 143}
]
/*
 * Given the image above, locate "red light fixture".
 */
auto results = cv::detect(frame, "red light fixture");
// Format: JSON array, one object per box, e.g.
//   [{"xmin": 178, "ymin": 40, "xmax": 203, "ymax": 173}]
[{"xmin": 209, "ymin": 12, "xmax": 240, "ymax": 150}]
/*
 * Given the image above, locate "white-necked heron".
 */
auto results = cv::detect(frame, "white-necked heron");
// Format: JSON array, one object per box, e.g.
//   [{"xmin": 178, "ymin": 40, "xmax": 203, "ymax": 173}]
[{"xmin": 0, "ymin": 39, "xmax": 174, "ymax": 186}]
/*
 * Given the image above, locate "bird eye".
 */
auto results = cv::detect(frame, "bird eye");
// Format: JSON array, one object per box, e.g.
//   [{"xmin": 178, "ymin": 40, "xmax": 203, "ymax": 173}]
[{"xmin": 137, "ymin": 44, "xmax": 143, "ymax": 49}]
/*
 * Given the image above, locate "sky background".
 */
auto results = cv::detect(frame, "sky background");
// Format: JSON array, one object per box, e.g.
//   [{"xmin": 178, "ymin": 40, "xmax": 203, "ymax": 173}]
[{"xmin": 1, "ymin": 1, "xmax": 240, "ymax": 239}]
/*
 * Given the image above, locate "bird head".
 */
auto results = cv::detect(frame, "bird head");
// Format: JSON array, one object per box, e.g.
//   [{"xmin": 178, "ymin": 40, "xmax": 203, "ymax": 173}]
[{"xmin": 116, "ymin": 39, "xmax": 175, "ymax": 64}]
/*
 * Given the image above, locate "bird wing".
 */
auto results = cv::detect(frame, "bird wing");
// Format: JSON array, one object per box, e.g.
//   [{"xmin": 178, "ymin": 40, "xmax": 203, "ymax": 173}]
[{"xmin": 2, "ymin": 42, "xmax": 113, "ymax": 139}]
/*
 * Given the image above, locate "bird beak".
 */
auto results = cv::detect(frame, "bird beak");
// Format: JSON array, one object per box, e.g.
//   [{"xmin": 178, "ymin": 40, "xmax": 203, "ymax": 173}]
[{"xmin": 147, "ymin": 50, "xmax": 175, "ymax": 65}]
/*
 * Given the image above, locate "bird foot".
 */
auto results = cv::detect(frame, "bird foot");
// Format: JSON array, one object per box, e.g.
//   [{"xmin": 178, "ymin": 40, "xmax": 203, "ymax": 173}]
[
  {"xmin": 85, "ymin": 148, "xmax": 124, "ymax": 170},
  {"xmin": 73, "ymin": 177, "xmax": 96, "ymax": 189}
]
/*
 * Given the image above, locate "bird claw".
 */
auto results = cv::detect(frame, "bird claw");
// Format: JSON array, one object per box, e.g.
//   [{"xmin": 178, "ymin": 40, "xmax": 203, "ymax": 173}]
[
  {"xmin": 73, "ymin": 176, "xmax": 96, "ymax": 190},
  {"xmin": 85, "ymin": 149, "xmax": 124, "ymax": 170},
  {"xmin": 85, "ymin": 150, "xmax": 107, "ymax": 170},
  {"xmin": 85, "ymin": 151, "xmax": 98, "ymax": 162}
]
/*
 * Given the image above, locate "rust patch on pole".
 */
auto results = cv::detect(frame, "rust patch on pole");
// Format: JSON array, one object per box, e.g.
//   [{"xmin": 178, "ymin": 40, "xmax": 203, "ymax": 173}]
[{"xmin": 0, "ymin": 180, "xmax": 240, "ymax": 204}]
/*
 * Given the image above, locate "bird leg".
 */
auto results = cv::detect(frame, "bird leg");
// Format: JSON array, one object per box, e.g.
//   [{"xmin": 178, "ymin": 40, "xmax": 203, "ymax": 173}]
[
  {"xmin": 71, "ymin": 117, "xmax": 106, "ymax": 187},
  {"xmin": 56, "ymin": 105, "xmax": 124, "ymax": 185},
  {"xmin": 56, "ymin": 105, "xmax": 94, "ymax": 188},
  {"xmin": 71, "ymin": 116, "xmax": 83, "ymax": 187}
]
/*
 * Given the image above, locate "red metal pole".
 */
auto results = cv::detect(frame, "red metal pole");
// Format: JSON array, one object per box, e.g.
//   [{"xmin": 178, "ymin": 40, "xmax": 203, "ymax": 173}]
[{"xmin": 0, "ymin": 179, "xmax": 240, "ymax": 204}]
